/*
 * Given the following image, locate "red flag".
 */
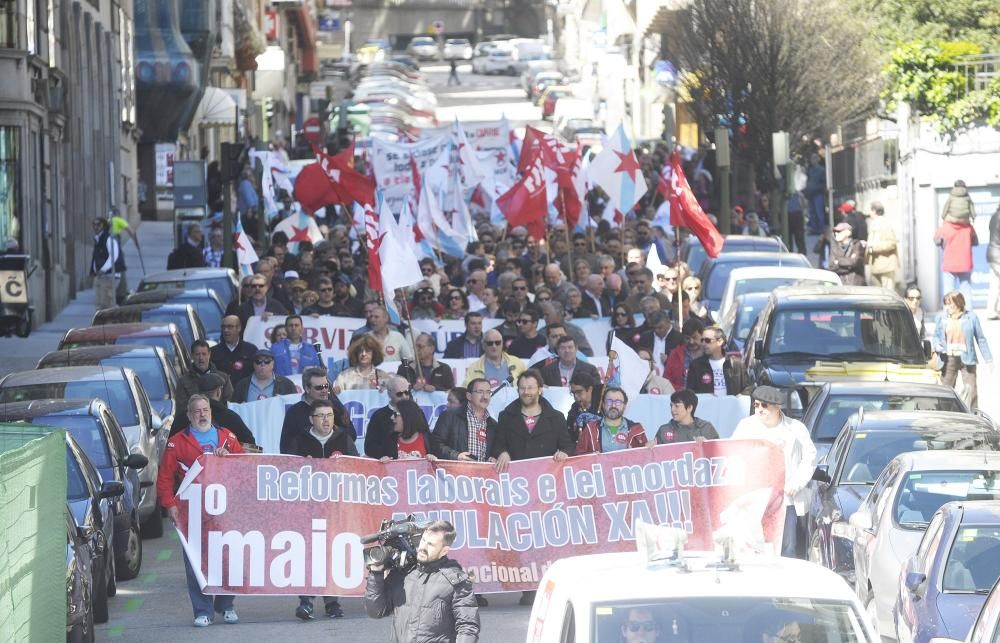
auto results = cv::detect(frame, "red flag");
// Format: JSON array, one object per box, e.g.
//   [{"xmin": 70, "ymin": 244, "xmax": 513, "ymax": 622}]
[
  {"xmin": 364, "ymin": 202, "xmax": 383, "ymax": 293},
  {"xmin": 669, "ymin": 152, "xmax": 724, "ymax": 258},
  {"xmin": 657, "ymin": 164, "xmax": 670, "ymax": 200},
  {"xmin": 318, "ymin": 148, "xmax": 376, "ymax": 208},
  {"xmin": 496, "ymin": 155, "xmax": 548, "ymax": 240},
  {"xmin": 293, "ymin": 163, "xmax": 342, "ymax": 215}
]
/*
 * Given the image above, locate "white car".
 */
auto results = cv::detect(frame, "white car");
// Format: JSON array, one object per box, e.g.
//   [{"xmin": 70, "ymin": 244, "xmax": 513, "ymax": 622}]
[
  {"xmin": 521, "ymin": 60, "xmax": 559, "ymax": 96},
  {"xmin": 470, "ymin": 42, "xmax": 496, "ymax": 73},
  {"xmin": 406, "ymin": 36, "xmax": 439, "ymax": 61},
  {"xmin": 480, "ymin": 48, "xmax": 515, "ymax": 75},
  {"xmin": 527, "ymin": 533, "xmax": 877, "ymax": 642},
  {"xmin": 849, "ymin": 451, "xmax": 1000, "ymax": 639},
  {"xmin": 717, "ymin": 266, "xmax": 841, "ymax": 321},
  {"xmin": 442, "ymin": 38, "xmax": 472, "ymax": 60}
]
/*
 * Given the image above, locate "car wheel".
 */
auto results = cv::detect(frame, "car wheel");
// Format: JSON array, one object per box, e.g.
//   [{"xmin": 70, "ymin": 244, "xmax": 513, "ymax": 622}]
[
  {"xmin": 92, "ymin": 555, "xmax": 110, "ymax": 624},
  {"xmin": 865, "ymin": 595, "xmax": 880, "ymax": 640},
  {"xmin": 106, "ymin": 552, "xmax": 117, "ymax": 597},
  {"xmin": 116, "ymin": 516, "xmax": 143, "ymax": 580},
  {"xmin": 141, "ymin": 498, "xmax": 164, "ymax": 539}
]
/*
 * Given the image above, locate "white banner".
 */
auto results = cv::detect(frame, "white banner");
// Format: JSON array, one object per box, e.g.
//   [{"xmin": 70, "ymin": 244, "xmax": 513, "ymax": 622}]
[
  {"xmin": 229, "ymin": 389, "xmax": 750, "ymax": 455},
  {"xmin": 244, "ymin": 315, "xmax": 367, "ymax": 364},
  {"xmin": 371, "ymin": 136, "xmax": 451, "ymax": 214},
  {"xmin": 420, "ymin": 120, "xmax": 510, "ymax": 152}
]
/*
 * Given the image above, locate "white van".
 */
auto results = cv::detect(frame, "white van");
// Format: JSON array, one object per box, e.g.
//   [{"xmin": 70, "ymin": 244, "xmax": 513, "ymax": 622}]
[{"xmin": 510, "ymin": 38, "xmax": 548, "ymax": 72}]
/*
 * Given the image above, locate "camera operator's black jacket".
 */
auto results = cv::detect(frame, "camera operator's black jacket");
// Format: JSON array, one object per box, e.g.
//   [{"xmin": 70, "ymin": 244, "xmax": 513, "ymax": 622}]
[{"xmin": 365, "ymin": 557, "xmax": 480, "ymax": 643}]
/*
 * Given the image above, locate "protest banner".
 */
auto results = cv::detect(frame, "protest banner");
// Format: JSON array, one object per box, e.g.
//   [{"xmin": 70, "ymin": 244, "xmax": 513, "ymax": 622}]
[
  {"xmin": 229, "ymin": 389, "xmax": 751, "ymax": 455},
  {"xmin": 371, "ymin": 136, "xmax": 451, "ymax": 213},
  {"xmin": 173, "ymin": 440, "xmax": 786, "ymax": 595}
]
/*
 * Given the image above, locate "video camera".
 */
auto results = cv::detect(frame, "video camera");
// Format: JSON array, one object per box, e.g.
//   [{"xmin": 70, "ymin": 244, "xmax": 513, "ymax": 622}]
[{"xmin": 361, "ymin": 515, "xmax": 427, "ymax": 571}]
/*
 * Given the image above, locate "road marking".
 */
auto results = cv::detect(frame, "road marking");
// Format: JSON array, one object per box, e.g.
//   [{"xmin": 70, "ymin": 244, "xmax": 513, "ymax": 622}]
[
  {"xmin": 142, "ymin": 572, "xmax": 158, "ymax": 584},
  {"xmin": 107, "ymin": 625, "xmax": 124, "ymax": 638},
  {"xmin": 157, "ymin": 549, "xmax": 173, "ymax": 561},
  {"xmin": 125, "ymin": 597, "xmax": 144, "ymax": 612}
]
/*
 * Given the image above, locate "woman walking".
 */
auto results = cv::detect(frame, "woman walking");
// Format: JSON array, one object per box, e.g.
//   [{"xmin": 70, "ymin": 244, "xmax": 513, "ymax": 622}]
[{"xmin": 934, "ymin": 291, "xmax": 992, "ymax": 409}]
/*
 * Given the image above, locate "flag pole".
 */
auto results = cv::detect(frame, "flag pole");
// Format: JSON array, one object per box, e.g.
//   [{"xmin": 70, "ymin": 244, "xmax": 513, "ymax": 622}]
[
  {"xmin": 559, "ymin": 189, "xmax": 573, "ymax": 275},
  {"xmin": 397, "ymin": 287, "xmax": 425, "ymax": 385},
  {"xmin": 675, "ymin": 225, "xmax": 683, "ymax": 325}
]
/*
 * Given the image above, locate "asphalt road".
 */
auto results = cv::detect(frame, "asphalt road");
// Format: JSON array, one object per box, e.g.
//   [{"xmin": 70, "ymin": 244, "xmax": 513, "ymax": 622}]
[{"xmin": 90, "ymin": 61, "xmax": 538, "ymax": 642}]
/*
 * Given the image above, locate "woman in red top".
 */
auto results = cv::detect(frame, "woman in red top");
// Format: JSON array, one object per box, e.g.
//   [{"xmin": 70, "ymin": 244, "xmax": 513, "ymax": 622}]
[{"xmin": 376, "ymin": 399, "xmax": 439, "ymax": 462}]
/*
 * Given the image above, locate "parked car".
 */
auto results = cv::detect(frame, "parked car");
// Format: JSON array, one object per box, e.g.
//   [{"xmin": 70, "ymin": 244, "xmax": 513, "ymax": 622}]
[
  {"xmin": 93, "ymin": 302, "xmax": 206, "ymax": 348},
  {"xmin": 719, "ymin": 292, "xmax": 771, "ymax": 355},
  {"xmin": 529, "ymin": 70, "xmax": 564, "ymax": 101},
  {"xmin": 848, "ymin": 451, "xmax": 1000, "ymax": 638},
  {"xmin": 65, "ymin": 502, "xmax": 96, "ymax": 642},
  {"xmin": 680, "ymin": 234, "xmax": 788, "ymax": 276},
  {"xmin": 124, "ymin": 287, "xmax": 225, "ymax": 342},
  {"xmin": 697, "ymin": 251, "xmax": 811, "ymax": 313},
  {"xmin": 539, "ymin": 87, "xmax": 572, "ymax": 119},
  {"xmin": 743, "ymin": 286, "xmax": 934, "ymax": 388},
  {"xmin": 799, "ymin": 381, "xmax": 968, "ymax": 460},
  {"xmin": 406, "ymin": 36, "xmax": 439, "ymax": 60},
  {"xmin": 805, "ymin": 410, "xmax": 997, "ymax": 587},
  {"xmin": 895, "ymin": 501, "xmax": 1000, "ymax": 643},
  {"xmin": 717, "ymin": 266, "xmax": 841, "ymax": 323},
  {"xmin": 962, "ymin": 575, "xmax": 1000, "ymax": 643},
  {"xmin": 137, "ymin": 267, "xmax": 239, "ymax": 308},
  {"xmin": 0, "ymin": 399, "xmax": 148, "ymax": 579},
  {"xmin": 37, "ymin": 345, "xmax": 179, "ymax": 421},
  {"xmin": 442, "ymin": 38, "xmax": 472, "ymax": 60},
  {"xmin": 479, "ymin": 47, "xmax": 516, "ymax": 75},
  {"xmin": 59, "ymin": 322, "xmax": 191, "ymax": 378},
  {"xmin": 0, "ymin": 365, "xmax": 170, "ymax": 538},
  {"xmin": 520, "ymin": 59, "xmax": 559, "ymax": 96},
  {"xmin": 470, "ymin": 41, "xmax": 497, "ymax": 72}
]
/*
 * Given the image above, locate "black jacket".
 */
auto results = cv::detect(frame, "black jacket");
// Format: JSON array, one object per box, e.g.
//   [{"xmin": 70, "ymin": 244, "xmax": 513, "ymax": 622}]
[
  {"xmin": 288, "ymin": 426, "xmax": 359, "ymax": 458},
  {"xmin": 443, "ymin": 333, "xmax": 483, "ymax": 359},
  {"xmin": 579, "ymin": 292, "xmax": 611, "ymax": 318},
  {"xmin": 493, "ymin": 397, "xmax": 574, "ymax": 461},
  {"xmin": 90, "ymin": 230, "xmax": 122, "ymax": 276},
  {"xmin": 506, "ymin": 334, "xmax": 547, "ymax": 359},
  {"xmin": 566, "ymin": 383, "xmax": 603, "ymax": 443},
  {"xmin": 685, "ymin": 354, "xmax": 746, "ymax": 395},
  {"xmin": 170, "ymin": 399, "xmax": 256, "ymax": 446},
  {"xmin": 397, "ymin": 361, "xmax": 455, "ymax": 391},
  {"xmin": 538, "ymin": 359, "xmax": 600, "ymax": 388},
  {"xmin": 365, "ymin": 557, "xmax": 480, "ymax": 643},
  {"xmin": 167, "ymin": 242, "xmax": 207, "ymax": 270},
  {"xmin": 363, "ymin": 406, "xmax": 435, "ymax": 460},
  {"xmin": 210, "ymin": 340, "xmax": 259, "ymax": 383},
  {"xmin": 988, "ymin": 211, "xmax": 1000, "ymax": 266},
  {"xmin": 431, "ymin": 404, "xmax": 498, "ymax": 461},
  {"xmin": 231, "ymin": 374, "xmax": 299, "ymax": 403},
  {"xmin": 279, "ymin": 396, "xmax": 351, "ymax": 454},
  {"xmin": 829, "ymin": 239, "xmax": 866, "ymax": 286}
]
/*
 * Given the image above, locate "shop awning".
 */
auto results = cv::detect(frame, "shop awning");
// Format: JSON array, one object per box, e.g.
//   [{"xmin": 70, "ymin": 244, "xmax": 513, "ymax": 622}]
[{"xmin": 195, "ymin": 87, "xmax": 238, "ymax": 127}]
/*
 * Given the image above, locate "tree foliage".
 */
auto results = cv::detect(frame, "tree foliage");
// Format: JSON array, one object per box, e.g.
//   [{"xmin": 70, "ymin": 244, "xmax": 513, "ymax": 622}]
[
  {"xmin": 870, "ymin": 0, "xmax": 1000, "ymax": 51},
  {"xmin": 662, "ymin": 0, "xmax": 879, "ymax": 177}
]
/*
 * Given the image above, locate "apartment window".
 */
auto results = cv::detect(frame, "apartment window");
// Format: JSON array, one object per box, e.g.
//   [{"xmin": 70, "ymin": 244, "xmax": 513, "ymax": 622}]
[
  {"xmin": 0, "ymin": 127, "xmax": 21, "ymax": 250},
  {"xmin": 0, "ymin": 0, "xmax": 18, "ymax": 49}
]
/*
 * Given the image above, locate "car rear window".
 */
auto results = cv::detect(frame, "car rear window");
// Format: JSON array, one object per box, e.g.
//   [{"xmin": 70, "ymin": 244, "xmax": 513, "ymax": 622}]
[
  {"xmin": 767, "ymin": 307, "xmax": 924, "ymax": 362},
  {"xmin": 141, "ymin": 310, "xmax": 194, "ymax": 346},
  {"xmin": 843, "ymin": 431, "xmax": 1000, "ymax": 484},
  {"xmin": 732, "ymin": 276, "xmax": 835, "ymax": 300},
  {"xmin": 816, "ymin": 395, "xmax": 964, "ymax": 440},
  {"xmin": 36, "ymin": 415, "xmax": 111, "ymax": 468},
  {"xmin": 141, "ymin": 277, "xmax": 233, "ymax": 307},
  {"xmin": 0, "ymin": 381, "xmax": 140, "ymax": 427},
  {"xmin": 591, "ymin": 597, "xmax": 868, "ymax": 642},
  {"xmin": 943, "ymin": 525, "xmax": 1000, "ymax": 592},
  {"xmin": 100, "ymin": 356, "xmax": 169, "ymax": 401},
  {"xmin": 895, "ymin": 471, "xmax": 1000, "ymax": 528},
  {"xmin": 114, "ymin": 334, "xmax": 177, "ymax": 361}
]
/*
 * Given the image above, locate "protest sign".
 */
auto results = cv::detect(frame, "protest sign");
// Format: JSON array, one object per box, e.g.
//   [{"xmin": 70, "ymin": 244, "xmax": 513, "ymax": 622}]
[{"xmin": 174, "ymin": 440, "xmax": 786, "ymax": 595}]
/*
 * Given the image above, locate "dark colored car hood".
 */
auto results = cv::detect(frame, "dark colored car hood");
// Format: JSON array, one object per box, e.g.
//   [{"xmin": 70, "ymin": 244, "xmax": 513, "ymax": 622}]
[
  {"xmin": 936, "ymin": 592, "xmax": 987, "ymax": 640},
  {"xmin": 760, "ymin": 362, "xmax": 810, "ymax": 386},
  {"xmin": 833, "ymin": 484, "xmax": 870, "ymax": 521}
]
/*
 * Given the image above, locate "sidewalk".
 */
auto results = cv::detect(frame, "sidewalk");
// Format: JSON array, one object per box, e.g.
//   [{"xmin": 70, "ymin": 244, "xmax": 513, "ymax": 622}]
[{"xmin": 0, "ymin": 221, "xmax": 174, "ymax": 379}]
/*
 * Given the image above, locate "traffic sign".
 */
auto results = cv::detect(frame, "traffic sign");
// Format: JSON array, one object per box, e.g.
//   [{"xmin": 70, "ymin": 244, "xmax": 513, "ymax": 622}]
[{"xmin": 433, "ymin": 20, "xmax": 444, "ymax": 34}]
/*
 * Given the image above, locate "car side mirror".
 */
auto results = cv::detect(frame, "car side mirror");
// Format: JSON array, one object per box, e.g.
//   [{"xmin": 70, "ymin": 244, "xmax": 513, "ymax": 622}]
[
  {"xmin": 99, "ymin": 480, "xmax": 125, "ymax": 499},
  {"xmin": 923, "ymin": 339, "xmax": 933, "ymax": 360},
  {"xmin": 905, "ymin": 571, "xmax": 927, "ymax": 598},
  {"xmin": 76, "ymin": 525, "xmax": 94, "ymax": 541},
  {"xmin": 753, "ymin": 339, "xmax": 764, "ymax": 357},
  {"xmin": 849, "ymin": 511, "xmax": 873, "ymax": 533},
  {"xmin": 122, "ymin": 453, "xmax": 148, "ymax": 470},
  {"xmin": 150, "ymin": 413, "xmax": 164, "ymax": 432},
  {"xmin": 812, "ymin": 464, "xmax": 832, "ymax": 485}
]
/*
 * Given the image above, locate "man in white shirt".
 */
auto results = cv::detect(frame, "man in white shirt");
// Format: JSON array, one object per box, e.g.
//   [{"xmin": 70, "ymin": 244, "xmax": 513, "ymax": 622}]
[
  {"xmin": 465, "ymin": 270, "xmax": 488, "ymax": 312},
  {"xmin": 360, "ymin": 306, "xmax": 413, "ymax": 363},
  {"xmin": 731, "ymin": 385, "xmax": 817, "ymax": 558},
  {"xmin": 686, "ymin": 326, "xmax": 745, "ymax": 395}
]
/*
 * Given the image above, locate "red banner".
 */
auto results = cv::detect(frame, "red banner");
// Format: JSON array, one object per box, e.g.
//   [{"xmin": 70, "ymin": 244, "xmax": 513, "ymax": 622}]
[{"xmin": 174, "ymin": 440, "xmax": 786, "ymax": 595}]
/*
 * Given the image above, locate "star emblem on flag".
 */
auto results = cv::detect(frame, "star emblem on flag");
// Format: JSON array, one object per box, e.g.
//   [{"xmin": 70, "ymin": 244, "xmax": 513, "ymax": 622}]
[
  {"xmin": 613, "ymin": 149, "xmax": 641, "ymax": 181},
  {"xmin": 289, "ymin": 225, "xmax": 311, "ymax": 243}
]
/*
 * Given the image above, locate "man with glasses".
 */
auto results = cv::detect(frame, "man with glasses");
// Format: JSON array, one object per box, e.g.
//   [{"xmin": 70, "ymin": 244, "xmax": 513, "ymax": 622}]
[
  {"xmin": 621, "ymin": 607, "xmax": 662, "ymax": 643},
  {"xmin": 235, "ymin": 274, "xmax": 289, "ymax": 329},
  {"xmin": 576, "ymin": 387, "xmax": 648, "ymax": 454},
  {"xmin": 397, "ymin": 333, "xmax": 454, "ymax": 392},
  {"xmin": 303, "ymin": 277, "xmax": 339, "ymax": 316},
  {"xmin": 211, "ymin": 315, "xmax": 258, "ymax": 383},
  {"xmin": 507, "ymin": 306, "xmax": 548, "ymax": 359},
  {"xmin": 540, "ymin": 335, "xmax": 599, "ymax": 387},
  {"xmin": 658, "ymin": 267, "xmax": 681, "ymax": 305},
  {"xmin": 626, "ymin": 267, "xmax": 670, "ymax": 312},
  {"xmin": 686, "ymin": 327, "xmax": 746, "ymax": 395},
  {"xmin": 496, "ymin": 300, "xmax": 523, "ymax": 340},
  {"xmin": 665, "ymin": 319, "xmax": 704, "ymax": 391},
  {"xmin": 279, "ymin": 366, "xmax": 351, "ymax": 453},
  {"xmin": 655, "ymin": 389, "xmax": 718, "ymax": 444},
  {"xmin": 288, "ymin": 399, "xmax": 355, "ymax": 621},
  {"xmin": 510, "ymin": 277, "xmax": 533, "ymax": 307},
  {"xmin": 364, "ymin": 376, "xmax": 413, "ymax": 459},
  {"xmin": 232, "ymin": 348, "xmax": 297, "ymax": 402},
  {"xmin": 444, "ymin": 312, "xmax": 485, "ymax": 359},
  {"xmin": 463, "ymin": 328, "xmax": 525, "ymax": 387},
  {"xmin": 465, "ymin": 269, "xmax": 488, "ymax": 312},
  {"xmin": 732, "ymin": 386, "xmax": 816, "ymax": 558},
  {"xmin": 409, "ymin": 286, "xmax": 443, "ymax": 320}
]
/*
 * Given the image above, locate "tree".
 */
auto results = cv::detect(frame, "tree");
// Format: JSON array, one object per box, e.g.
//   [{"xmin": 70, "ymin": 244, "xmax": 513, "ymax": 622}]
[
  {"xmin": 871, "ymin": 0, "xmax": 1000, "ymax": 51},
  {"xmin": 662, "ymin": 0, "xmax": 879, "ymax": 177}
]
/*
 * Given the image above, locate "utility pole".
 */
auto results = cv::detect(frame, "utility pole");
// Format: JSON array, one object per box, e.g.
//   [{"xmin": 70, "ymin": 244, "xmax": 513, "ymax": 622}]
[{"xmin": 716, "ymin": 128, "xmax": 731, "ymax": 236}]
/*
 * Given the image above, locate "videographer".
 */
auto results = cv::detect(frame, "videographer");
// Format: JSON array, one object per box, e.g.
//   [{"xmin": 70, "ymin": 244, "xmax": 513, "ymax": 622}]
[{"xmin": 365, "ymin": 520, "xmax": 480, "ymax": 642}]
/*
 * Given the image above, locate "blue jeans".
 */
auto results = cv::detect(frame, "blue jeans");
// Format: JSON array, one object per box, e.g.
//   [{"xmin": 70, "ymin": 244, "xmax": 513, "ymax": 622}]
[
  {"xmin": 184, "ymin": 552, "xmax": 234, "ymax": 619},
  {"xmin": 944, "ymin": 271, "xmax": 973, "ymax": 305},
  {"xmin": 781, "ymin": 506, "xmax": 798, "ymax": 558}
]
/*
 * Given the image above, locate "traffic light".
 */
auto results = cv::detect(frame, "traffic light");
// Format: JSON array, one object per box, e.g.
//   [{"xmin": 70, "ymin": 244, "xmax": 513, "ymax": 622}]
[
  {"xmin": 264, "ymin": 97, "xmax": 275, "ymax": 128},
  {"xmin": 220, "ymin": 142, "xmax": 243, "ymax": 183}
]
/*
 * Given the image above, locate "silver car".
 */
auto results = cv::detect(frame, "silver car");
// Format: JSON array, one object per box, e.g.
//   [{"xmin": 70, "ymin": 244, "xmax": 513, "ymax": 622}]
[
  {"xmin": 848, "ymin": 450, "xmax": 1000, "ymax": 639},
  {"xmin": 406, "ymin": 36, "xmax": 439, "ymax": 61},
  {"xmin": 0, "ymin": 365, "xmax": 172, "ymax": 537}
]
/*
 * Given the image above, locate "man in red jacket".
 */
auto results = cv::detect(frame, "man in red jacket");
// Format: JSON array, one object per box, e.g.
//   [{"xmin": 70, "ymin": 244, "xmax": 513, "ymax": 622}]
[
  {"xmin": 157, "ymin": 394, "xmax": 244, "ymax": 628},
  {"xmin": 575, "ymin": 387, "xmax": 648, "ymax": 454}
]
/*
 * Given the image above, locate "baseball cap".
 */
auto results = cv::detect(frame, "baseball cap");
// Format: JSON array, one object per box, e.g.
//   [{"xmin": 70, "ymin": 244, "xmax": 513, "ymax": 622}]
[{"xmin": 833, "ymin": 222, "xmax": 852, "ymax": 232}]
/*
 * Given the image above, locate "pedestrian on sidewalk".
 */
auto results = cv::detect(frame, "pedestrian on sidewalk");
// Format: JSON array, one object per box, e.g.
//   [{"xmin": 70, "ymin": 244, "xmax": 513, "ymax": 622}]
[
  {"xmin": 987, "ymin": 204, "xmax": 1000, "ymax": 320},
  {"xmin": 933, "ymin": 290, "xmax": 992, "ymax": 410},
  {"xmin": 804, "ymin": 154, "xmax": 826, "ymax": 235},
  {"xmin": 90, "ymin": 217, "xmax": 121, "ymax": 311},
  {"xmin": 828, "ymin": 222, "xmax": 865, "ymax": 286},
  {"xmin": 865, "ymin": 201, "xmax": 899, "ymax": 291},
  {"xmin": 786, "ymin": 190, "xmax": 807, "ymax": 254},
  {"xmin": 934, "ymin": 214, "xmax": 975, "ymax": 306},
  {"xmin": 109, "ymin": 208, "xmax": 134, "ymax": 303},
  {"xmin": 448, "ymin": 58, "xmax": 461, "ymax": 86}
]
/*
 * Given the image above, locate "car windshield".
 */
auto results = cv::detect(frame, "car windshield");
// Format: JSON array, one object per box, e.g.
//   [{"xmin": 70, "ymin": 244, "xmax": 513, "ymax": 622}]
[
  {"xmin": 36, "ymin": 415, "xmax": 111, "ymax": 468},
  {"xmin": 943, "ymin": 525, "xmax": 1000, "ymax": 593},
  {"xmin": 895, "ymin": 471, "xmax": 1000, "ymax": 529},
  {"xmin": 734, "ymin": 300, "xmax": 768, "ymax": 344},
  {"xmin": 141, "ymin": 277, "xmax": 233, "ymax": 306},
  {"xmin": 114, "ymin": 334, "xmax": 177, "ymax": 361},
  {"xmin": 732, "ymin": 276, "xmax": 833, "ymax": 300},
  {"xmin": 592, "ymin": 597, "xmax": 868, "ymax": 642},
  {"xmin": 0, "ymin": 381, "xmax": 139, "ymax": 427},
  {"xmin": 99, "ymin": 356, "xmax": 168, "ymax": 401},
  {"xmin": 766, "ymin": 307, "xmax": 924, "ymax": 361},
  {"xmin": 816, "ymin": 395, "xmax": 964, "ymax": 441},
  {"xmin": 842, "ymin": 431, "xmax": 1000, "ymax": 484},
  {"xmin": 141, "ymin": 310, "xmax": 194, "ymax": 346}
]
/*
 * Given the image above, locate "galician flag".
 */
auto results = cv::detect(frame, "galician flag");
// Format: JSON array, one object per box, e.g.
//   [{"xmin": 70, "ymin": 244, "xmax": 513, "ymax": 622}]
[
  {"xmin": 377, "ymin": 197, "xmax": 422, "ymax": 319},
  {"xmin": 587, "ymin": 125, "xmax": 648, "ymax": 221},
  {"xmin": 606, "ymin": 334, "xmax": 651, "ymax": 407},
  {"xmin": 234, "ymin": 213, "xmax": 258, "ymax": 277}
]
